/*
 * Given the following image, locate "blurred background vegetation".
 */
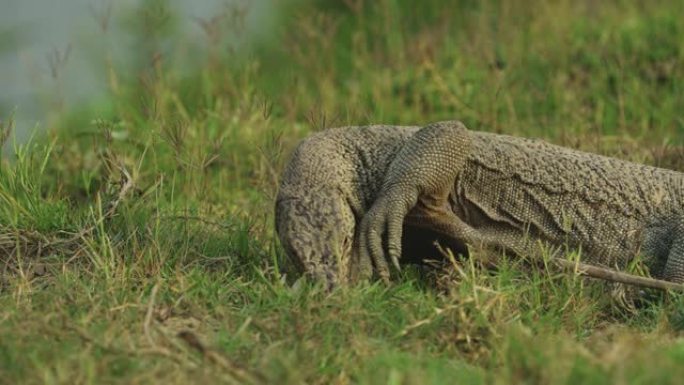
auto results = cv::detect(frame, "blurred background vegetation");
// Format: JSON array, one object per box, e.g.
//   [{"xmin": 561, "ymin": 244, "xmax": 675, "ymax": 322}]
[
  {"xmin": 2, "ymin": 1, "xmax": 684, "ymax": 383},
  {"xmin": 4, "ymin": 0, "xmax": 684, "ymax": 217}
]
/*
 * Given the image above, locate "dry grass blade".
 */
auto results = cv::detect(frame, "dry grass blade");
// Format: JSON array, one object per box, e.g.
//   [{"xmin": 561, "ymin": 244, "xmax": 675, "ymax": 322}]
[
  {"xmin": 0, "ymin": 115, "xmax": 13, "ymax": 150},
  {"xmin": 0, "ymin": 160, "xmax": 135, "ymax": 276},
  {"xmin": 177, "ymin": 330, "xmax": 266, "ymax": 385}
]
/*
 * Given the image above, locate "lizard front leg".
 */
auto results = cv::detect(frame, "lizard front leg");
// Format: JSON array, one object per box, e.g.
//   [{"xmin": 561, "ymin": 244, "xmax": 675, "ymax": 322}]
[{"xmin": 358, "ymin": 120, "xmax": 472, "ymax": 282}]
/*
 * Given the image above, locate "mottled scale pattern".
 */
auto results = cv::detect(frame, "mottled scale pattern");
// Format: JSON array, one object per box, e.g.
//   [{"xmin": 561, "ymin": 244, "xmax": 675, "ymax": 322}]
[
  {"xmin": 453, "ymin": 131, "xmax": 684, "ymax": 269},
  {"xmin": 275, "ymin": 125, "xmax": 415, "ymax": 285},
  {"xmin": 276, "ymin": 121, "xmax": 684, "ymax": 286}
]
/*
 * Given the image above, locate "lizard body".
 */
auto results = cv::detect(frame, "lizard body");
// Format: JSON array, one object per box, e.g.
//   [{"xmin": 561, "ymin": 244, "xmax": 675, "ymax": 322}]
[{"xmin": 276, "ymin": 121, "xmax": 684, "ymax": 288}]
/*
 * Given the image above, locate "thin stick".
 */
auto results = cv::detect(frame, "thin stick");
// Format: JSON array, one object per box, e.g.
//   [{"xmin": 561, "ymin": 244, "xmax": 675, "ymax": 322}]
[
  {"xmin": 553, "ymin": 258, "xmax": 684, "ymax": 291},
  {"xmin": 144, "ymin": 283, "xmax": 160, "ymax": 347}
]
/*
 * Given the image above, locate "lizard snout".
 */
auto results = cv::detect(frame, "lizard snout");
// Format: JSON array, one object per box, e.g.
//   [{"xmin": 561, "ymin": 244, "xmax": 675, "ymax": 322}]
[{"xmin": 275, "ymin": 192, "xmax": 356, "ymax": 287}]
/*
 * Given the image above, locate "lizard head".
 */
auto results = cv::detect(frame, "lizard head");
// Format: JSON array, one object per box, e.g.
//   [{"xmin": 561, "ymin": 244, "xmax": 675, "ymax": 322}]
[{"xmin": 275, "ymin": 190, "xmax": 357, "ymax": 288}]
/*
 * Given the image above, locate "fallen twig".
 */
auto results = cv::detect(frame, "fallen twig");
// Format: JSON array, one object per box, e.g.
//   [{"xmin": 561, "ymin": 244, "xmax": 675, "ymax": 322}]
[
  {"xmin": 434, "ymin": 242, "xmax": 684, "ymax": 292},
  {"xmin": 553, "ymin": 258, "xmax": 684, "ymax": 292}
]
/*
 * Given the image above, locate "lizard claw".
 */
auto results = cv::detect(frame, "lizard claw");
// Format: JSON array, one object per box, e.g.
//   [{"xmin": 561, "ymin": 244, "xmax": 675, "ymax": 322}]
[
  {"xmin": 358, "ymin": 213, "xmax": 390, "ymax": 283},
  {"xmin": 387, "ymin": 211, "xmax": 404, "ymax": 273},
  {"xmin": 358, "ymin": 189, "xmax": 415, "ymax": 282},
  {"xmin": 391, "ymin": 254, "xmax": 402, "ymax": 273}
]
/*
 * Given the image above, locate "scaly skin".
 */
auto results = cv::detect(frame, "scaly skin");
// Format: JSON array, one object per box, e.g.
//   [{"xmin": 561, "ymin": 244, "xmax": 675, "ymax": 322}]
[{"xmin": 276, "ymin": 121, "xmax": 684, "ymax": 288}]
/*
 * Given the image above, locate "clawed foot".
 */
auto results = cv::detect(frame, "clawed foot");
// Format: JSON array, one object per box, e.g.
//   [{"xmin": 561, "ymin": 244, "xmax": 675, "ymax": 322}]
[{"xmin": 357, "ymin": 187, "xmax": 418, "ymax": 283}]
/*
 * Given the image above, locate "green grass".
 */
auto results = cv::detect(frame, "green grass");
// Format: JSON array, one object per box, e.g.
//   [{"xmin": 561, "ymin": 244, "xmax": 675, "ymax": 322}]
[{"xmin": 2, "ymin": 0, "xmax": 684, "ymax": 383}]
